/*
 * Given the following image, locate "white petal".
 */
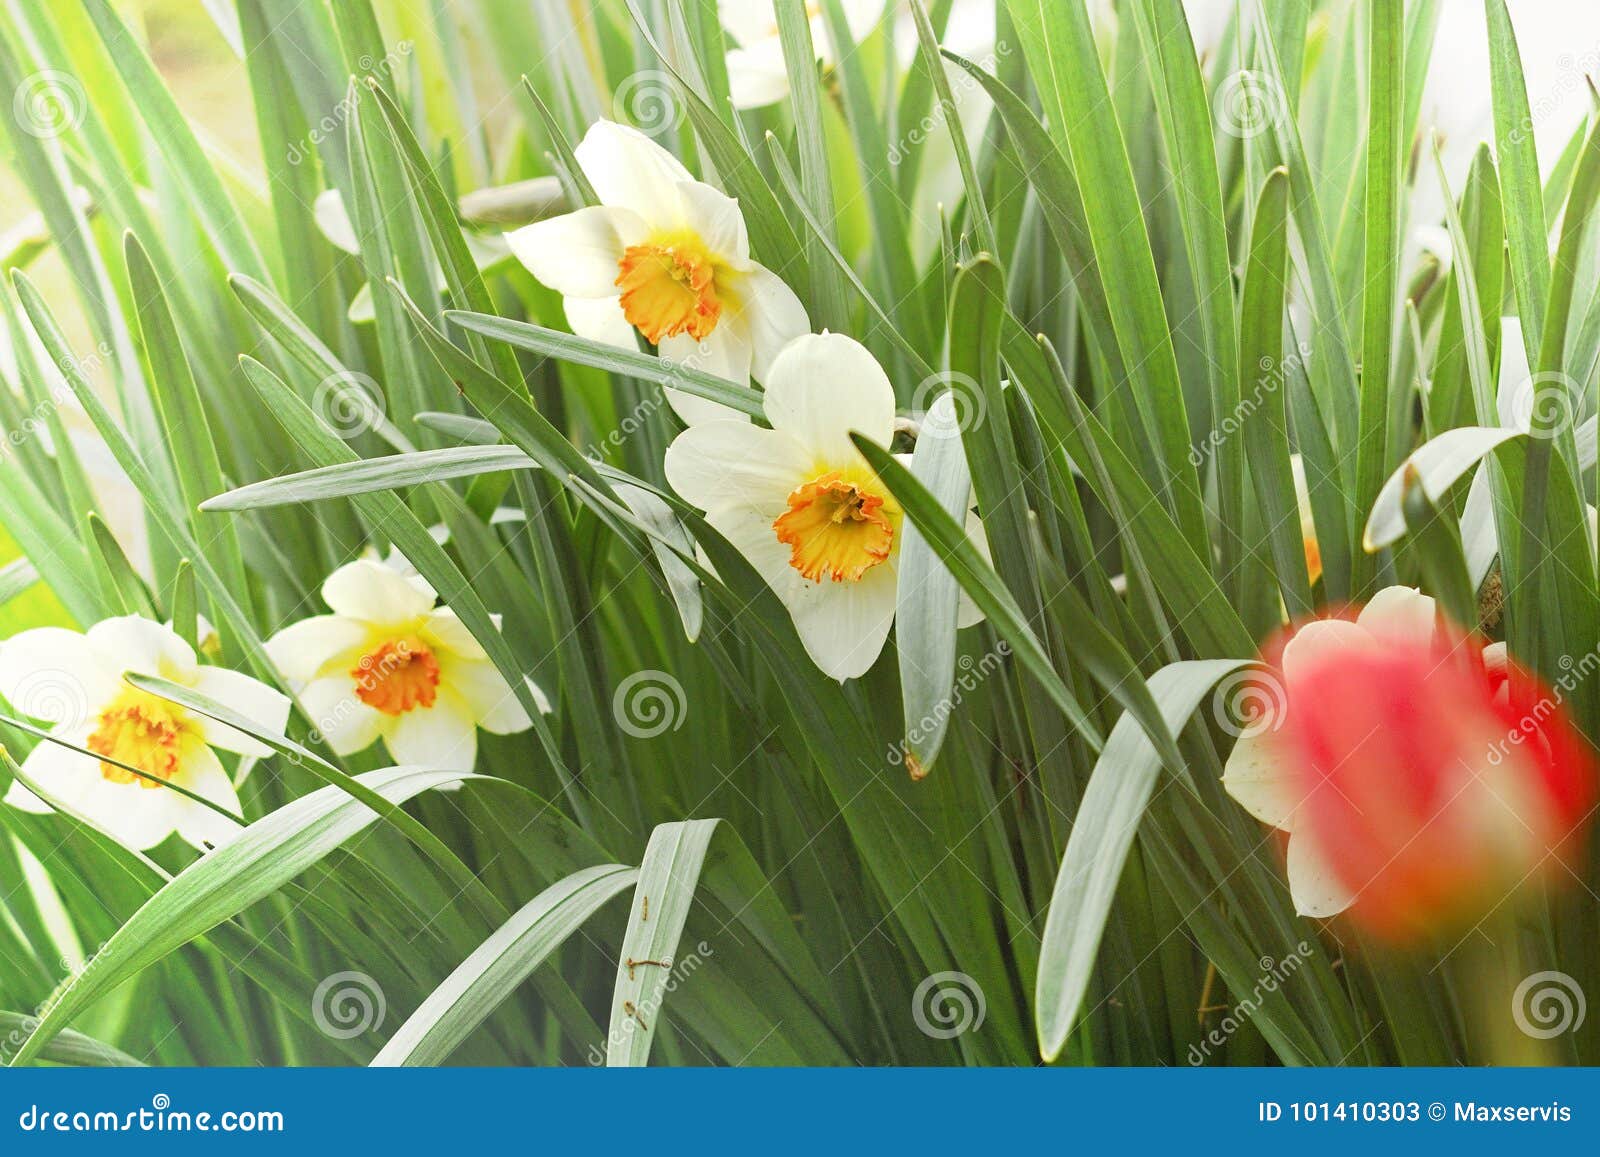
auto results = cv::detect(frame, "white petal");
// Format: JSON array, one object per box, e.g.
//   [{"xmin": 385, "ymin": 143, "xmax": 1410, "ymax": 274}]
[
  {"xmin": 676, "ymin": 180, "xmax": 750, "ymax": 265},
  {"xmin": 1355, "ymin": 586, "xmax": 1436, "ymax": 647},
  {"xmin": 762, "ymin": 332, "xmax": 896, "ymax": 461},
  {"xmin": 665, "ymin": 420, "xmax": 811, "ymax": 510},
  {"xmin": 562, "ymin": 295, "xmax": 637, "ymax": 349},
  {"xmin": 299, "ymin": 675, "xmax": 385, "ymax": 756},
  {"xmin": 191, "ymin": 667, "xmax": 291, "ymax": 757},
  {"xmin": 719, "ymin": 0, "xmax": 780, "ymax": 47},
  {"xmin": 85, "ymin": 616, "xmax": 196, "ymax": 681},
  {"xmin": 504, "ymin": 205, "xmax": 644, "ymax": 298},
  {"xmin": 574, "ymin": 120, "xmax": 694, "ymax": 224},
  {"xmin": 421, "ymin": 609, "xmax": 490, "ymax": 661},
  {"xmin": 708, "ymin": 504, "xmax": 896, "ymax": 681},
  {"xmin": 6, "ymin": 729, "xmax": 99, "ymax": 816},
  {"xmin": 313, "ymin": 188, "xmax": 361, "ymax": 254},
  {"xmin": 1482, "ymin": 640, "xmax": 1509, "ymax": 680},
  {"xmin": 265, "ymin": 615, "xmax": 371, "ymax": 684},
  {"xmin": 23, "ymin": 735, "xmax": 182, "ymax": 852},
  {"xmin": 1280, "ymin": 618, "xmax": 1373, "ymax": 683},
  {"xmin": 659, "ymin": 325, "xmax": 756, "ymax": 422},
  {"xmin": 445, "ymin": 657, "xmax": 537, "ymax": 734},
  {"xmin": 726, "ymin": 39, "xmax": 792, "ymax": 109},
  {"xmin": 1222, "ymin": 732, "xmax": 1299, "ymax": 831},
  {"xmin": 0, "ymin": 628, "xmax": 115, "ymax": 727},
  {"xmin": 383, "ymin": 696, "xmax": 478, "ymax": 771},
  {"xmin": 726, "ymin": 263, "xmax": 809, "ymax": 383},
  {"xmin": 322, "ymin": 559, "xmax": 437, "ymax": 626},
  {"xmin": 1286, "ymin": 831, "xmax": 1356, "ymax": 919},
  {"xmin": 170, "ymin": 745, "xmax": 245, "ymax": 852},
  {"xmin": 956, "ymin": 505, "xmax": 989, "ymax": 630}
]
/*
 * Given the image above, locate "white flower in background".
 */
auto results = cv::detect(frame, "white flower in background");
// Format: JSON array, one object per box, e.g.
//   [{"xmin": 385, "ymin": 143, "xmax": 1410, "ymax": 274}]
[
  {"xmin": 1221, "ymin": 586, "xmax": 1442, "ymax": 918},
  {"xmin": 266, "ymin": 559, "xmax": 547, "ymax": 771},
  {"xmin": 505, "ymin": 120, "xmax": 809, "ymax": 425},
  {"xmin": 720, "ymin": 0, "xmax": 887, "ymax": 109},
  {"xmin": 0, "ymin": 616, "xmax": 290, "ymax": 852},
  {"xmin": 665, "ymin": 332, "xmax": 982, "ymax": 680}
]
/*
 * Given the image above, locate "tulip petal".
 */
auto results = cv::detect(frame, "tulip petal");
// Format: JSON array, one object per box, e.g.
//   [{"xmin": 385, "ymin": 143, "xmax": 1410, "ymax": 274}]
[
  {"xmin": 1280, "ymin": 618, "xmax": 1372, "ymax": 683},
  {"xmin": 762, "ymin": 333, "xmax": 896, "ymax": 461},
  {"xmin": 1286, "ymin": 831, "xmax": 1356, "ymax": 919},
  {"xmin": 1355, "ymin": 586, "xmax": 1437, "ymax": 647},
  {"xmin": 1222, "ymin": 732, "xmax": 1301, "ymax": 832}
]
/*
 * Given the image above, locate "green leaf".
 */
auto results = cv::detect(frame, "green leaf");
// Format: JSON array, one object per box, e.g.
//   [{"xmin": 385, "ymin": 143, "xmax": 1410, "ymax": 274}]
[
  {"xmin": 373, "ymin": 864, "xmax": 638, "ymax": 1066},
  {"xmin": 1035, "ymin": 659, "xmax": 1251, "ymax": 1062}
]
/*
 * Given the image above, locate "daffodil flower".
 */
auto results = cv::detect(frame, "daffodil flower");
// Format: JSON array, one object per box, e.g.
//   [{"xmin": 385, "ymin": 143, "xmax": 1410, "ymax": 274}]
[
  {"xmin": 265, "ymin": 560, "xmax": 547, "ymax": 771},
  {"xmin": 505, "ymin": 120, "xmax": 808, "ymax": 425},
  {"xmin": 718, "ymin": 0, "xmax": 887, "ymax": 109},
  {"xmin": 665, "ymin": 332, "xmax": 982, "ymax": 680},
  {"xmin": 0, "ymin": 616, "xmax": 290, "ymax": 851}
]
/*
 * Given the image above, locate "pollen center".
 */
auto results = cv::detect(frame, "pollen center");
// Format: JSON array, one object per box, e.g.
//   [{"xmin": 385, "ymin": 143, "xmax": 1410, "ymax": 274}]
[
  {"xmin": 352, "ymin": 637, "xmax": 441, "ymax": 716},
  {"xmin": 615, "ymin": 235, "xmax": 722, "ymax": 343},
  {"xmin": 88, "ymin": 691, "xmax": 192, "ymax": 789},
  {"xmin": 773, "ymin": 472, "xmax": 895, "ymax": 583}
]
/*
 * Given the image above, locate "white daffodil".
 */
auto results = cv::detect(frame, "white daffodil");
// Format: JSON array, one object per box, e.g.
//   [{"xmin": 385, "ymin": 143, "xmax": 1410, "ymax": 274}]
[
  {"xmin": 665, "ymin": 332, "xmax": 982, "ymax": 680},
  {"xmin": 1221, "ymin": 586, "xmax": 1442, "ymax": 919},
  {"xmin": 0, "ymin": 616, "xmax": 290, "ymax": 852},
  {"xmin": 266, "ymin": 559, "xmax": 547, "ymax": 772},
  {"xmin": 719, "ymin": 0, "xmax": 888, "ymax": 109},
  {"xmin": 505, "ymin": 120, "xmax": 809, "ymax": 425}
]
